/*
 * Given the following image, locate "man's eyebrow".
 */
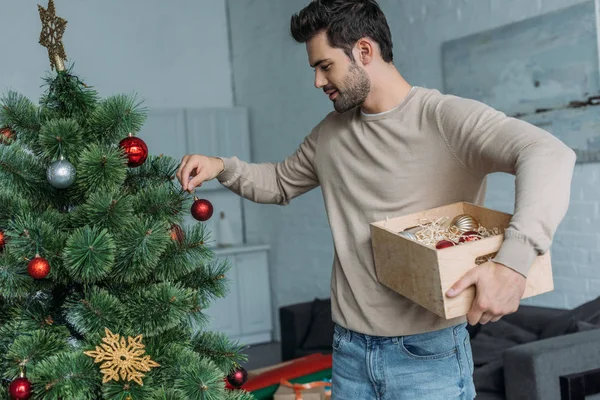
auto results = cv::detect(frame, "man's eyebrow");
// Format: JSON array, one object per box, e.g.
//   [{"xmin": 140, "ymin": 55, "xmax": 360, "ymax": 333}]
[{"xmin": 310, "ymin": 58, "xmax": 331, "ymax": 68}]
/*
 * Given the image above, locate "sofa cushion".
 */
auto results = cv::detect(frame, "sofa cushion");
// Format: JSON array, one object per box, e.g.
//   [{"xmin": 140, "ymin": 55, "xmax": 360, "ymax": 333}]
[
  {"xmin": 477, "ymin": 319, "xmax": 538, "ymax": 344},
  {"xmin": 470, "ymin": 335, "xmax": 516, "ymax": 367},
  {"xmin": 301, "ymin": 298, "xmax": 335, "ymax": 350},
  {"xmin": 540, "ymin": 296, "xmax": 600, "ymax": 339},
  {"xmin": 473, "ymin": 359, "xmax": 504, "ymax": 394}
]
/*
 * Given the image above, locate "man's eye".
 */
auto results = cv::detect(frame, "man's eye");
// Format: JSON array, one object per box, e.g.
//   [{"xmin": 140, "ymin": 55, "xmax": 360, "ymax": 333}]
[{"xmin": 321, "ymin": 64, "xmax": 331, "ymax": 71}]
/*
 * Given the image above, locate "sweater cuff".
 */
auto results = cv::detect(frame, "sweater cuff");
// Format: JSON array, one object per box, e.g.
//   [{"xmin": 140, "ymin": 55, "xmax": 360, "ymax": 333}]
[
  {"xmin": 492, "ymin": 235, "xmax": 538, "ymax": 278},
  {"xmin": 216, "ymin": 157, "xmax": 239, "ymax": 186}
]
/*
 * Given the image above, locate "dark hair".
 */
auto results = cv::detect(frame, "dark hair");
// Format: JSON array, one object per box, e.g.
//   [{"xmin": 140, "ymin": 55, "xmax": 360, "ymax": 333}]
[{"xmin": 290, "ymin": 0, "xmax": 393, "ymax": 63}]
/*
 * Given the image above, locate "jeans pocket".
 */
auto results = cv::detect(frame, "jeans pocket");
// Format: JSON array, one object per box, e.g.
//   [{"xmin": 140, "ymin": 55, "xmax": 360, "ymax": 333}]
[
  {"xmin": 396, "ymin": 326, "xmax": 458, "ymax": 360},
  {"xmin": 332, "ymin": 324, "xmax": 348, "ymax": 351}
]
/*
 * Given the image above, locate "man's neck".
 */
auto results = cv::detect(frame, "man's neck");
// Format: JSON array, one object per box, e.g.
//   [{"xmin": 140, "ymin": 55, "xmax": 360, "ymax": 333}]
[{"xmin": 360, "ymin": 67, "xmax": 412, "ymax": 114}]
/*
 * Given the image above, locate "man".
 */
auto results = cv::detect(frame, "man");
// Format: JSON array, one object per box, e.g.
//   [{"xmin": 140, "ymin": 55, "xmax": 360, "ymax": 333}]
[{"xmin": 177, "ymin": 1, "xmax": 576, "ymax": 398}]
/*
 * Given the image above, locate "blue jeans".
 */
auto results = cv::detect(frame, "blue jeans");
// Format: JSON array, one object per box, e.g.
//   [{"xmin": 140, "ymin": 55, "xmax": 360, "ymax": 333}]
[{"xmin": 331, "ymin": 322, "xmax": 476, "ymax": 399}]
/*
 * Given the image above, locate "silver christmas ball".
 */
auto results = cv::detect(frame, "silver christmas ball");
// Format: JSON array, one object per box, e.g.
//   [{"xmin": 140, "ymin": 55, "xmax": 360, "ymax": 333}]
[
  {"xmin": 398, "ymin": 231, "xmax": 417, "ymax": 241},
  {"xmin": 47, "ymin": 158, "xmax": 76, "ymax": 189}
]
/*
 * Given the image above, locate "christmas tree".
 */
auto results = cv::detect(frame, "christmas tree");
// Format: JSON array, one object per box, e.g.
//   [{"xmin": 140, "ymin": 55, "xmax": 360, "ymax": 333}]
[{"xmin": 0, "ymin": 1, "xmax": 253, "ymax": 399}]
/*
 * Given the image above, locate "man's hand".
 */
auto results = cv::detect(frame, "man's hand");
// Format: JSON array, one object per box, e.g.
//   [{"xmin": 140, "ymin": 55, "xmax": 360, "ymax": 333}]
[
  {"xmin": 445, "ymin": 261, "xmax": 526, "ymax": 325},
  {"xmin": 176, "ymin": 154, "xmax": 225, "ymax": 192}
]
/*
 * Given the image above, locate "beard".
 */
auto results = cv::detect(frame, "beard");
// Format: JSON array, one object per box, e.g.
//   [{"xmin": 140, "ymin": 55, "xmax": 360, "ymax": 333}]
[{"xmin": 331, "ymin": 62, "xmax": 371, "ymax": 113}]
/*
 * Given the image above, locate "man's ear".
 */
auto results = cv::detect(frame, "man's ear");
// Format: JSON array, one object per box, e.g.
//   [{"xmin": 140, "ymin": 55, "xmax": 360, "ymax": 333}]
[{"xmin": 356, "ymin": 37, "xmax": 374, "ymax": 65}]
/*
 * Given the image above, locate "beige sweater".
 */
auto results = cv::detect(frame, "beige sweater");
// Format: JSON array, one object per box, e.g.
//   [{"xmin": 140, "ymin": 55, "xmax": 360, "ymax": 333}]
[{"xmin": 217, "ymin": 87, "xmax": 576, "ymax": 336}]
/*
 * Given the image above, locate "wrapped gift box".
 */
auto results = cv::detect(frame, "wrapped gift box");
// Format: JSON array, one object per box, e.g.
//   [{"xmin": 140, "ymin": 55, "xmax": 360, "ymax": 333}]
[{"xmin": 370, "ymin": 201, "xmax": 553, "ymax": 319}]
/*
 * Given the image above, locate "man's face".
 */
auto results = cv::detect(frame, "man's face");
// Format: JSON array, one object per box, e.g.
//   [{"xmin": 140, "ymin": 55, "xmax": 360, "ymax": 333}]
[{"xmin": 306, "ymin": 31, "xmax": 370, "ymax": 113}]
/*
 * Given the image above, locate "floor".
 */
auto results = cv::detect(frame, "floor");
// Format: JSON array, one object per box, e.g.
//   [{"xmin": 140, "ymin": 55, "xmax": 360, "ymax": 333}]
[{"xmin": 240, "ymin": 341, "xmax": 282, "ymax": 371}]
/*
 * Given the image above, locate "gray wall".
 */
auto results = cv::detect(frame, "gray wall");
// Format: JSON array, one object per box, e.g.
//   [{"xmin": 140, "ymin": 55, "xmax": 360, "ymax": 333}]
[
  {"xmin": 227, "ymin": 0, "xmax": 600, "ymax": 339},
  {"xmin": 1, "ymin": 0, "xmax": 233, "ymax": 108}
]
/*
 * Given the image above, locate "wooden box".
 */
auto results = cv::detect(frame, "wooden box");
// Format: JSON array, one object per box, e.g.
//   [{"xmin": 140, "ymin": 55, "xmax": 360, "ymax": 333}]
[{"xmin": 370, "ymin": 202, "xmax": 553, "ymax": 319}]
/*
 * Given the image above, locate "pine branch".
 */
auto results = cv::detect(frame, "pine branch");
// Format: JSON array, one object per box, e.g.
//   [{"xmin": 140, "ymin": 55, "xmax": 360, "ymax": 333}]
[
  {"xmin": 69, "ymin": 189, "xmax": 135, "ymax": 232},
  {"xmin": 123, "ymin": 154, "xmax": 180, "ymax": 193},
  {"xmin": 173, "ymin": 349, "xmax": 229, "ymax": 400},
  {"xmin": 63, "ymin": 226, "xmax": 116, "ymax": 283},
  {"xmin": 155, "ymin": 224, "xmax": 214, "ymax": 282},
  {"xmin": 125, "ymin": 282, "xmax": 198, "ymax": 337},
  {"xmin": 147, "ymin": 387, "xmax": 188, "ymax": 400},
  {"xmin": 131, "ymin": 183, "xmax": 187, "ymax": 227},
  {"xmin": 0, "ymin": 250, "xmax": 35, "ymax": 300},
  {"xmin": 191, "ymin": 331, "xmax": 249, "ymax": 374},
  {"xmin": 112, "ymin": 218, "xmax": 170, "ymax": 283},
  {"xmin": 101, "ymin": 380, "xmax": 154, "ymax": 400},
  {"xmin": 177, "ymin": 258, "xmax": 230, "ymax": 302},
  {"xmin": 7, "ymin": 212, "xmax": 69, "ymax": 284},
  {"xmin": 38, "ymin": 118, "xmax": 84, "ymax": 162},
  {"xmin": 223, "ymin": 390, "xmax": 256, "ymax": 400},
  {"xmin": 5, "ymin": 329, "xmax": 71, "ymax": 378},
  {"xmin": 40, "ymin": 68, "xmax": 99, "ymax": 120},
  {"xmin": 30, "ymin": 351, "xmax": 101, "ymax": 399},
  {"xmin": 64, "ymin": 287, "xmax": 125, "ymax": 338},
  {"xmin": 75, "ymin": 143, "xmax": 128, "ymax": 197},
  {"xmin": 87, "ymin": 94, "xmax": 147, "ymax": 145},
  {"xmin": 0, "ymin": 145, "xmax": 49, "ymax": 201},
  {"xmin": 0, "ymin": 91, "xmax": 41, "ymax": 147}
]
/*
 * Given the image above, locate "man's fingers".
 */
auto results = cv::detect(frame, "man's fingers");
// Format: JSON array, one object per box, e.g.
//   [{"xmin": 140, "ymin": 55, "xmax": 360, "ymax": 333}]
[
  {"xmin": 176, "ymin": 155, "xmax": 190, "ymax": 188},
  {"xmin": 188, "ymin": 168, "xmax": 208, "ymax": 191},
  {"xmin": 181, "ymin": 158, "xmax": 200, "ymax": 191},
  {"xmin": 467, "ymin": 302, "xmax": 485, "ymax": 325},
  {"xmin": 446, "ymin": 269, "xmax": 478, "ymax": 297}
]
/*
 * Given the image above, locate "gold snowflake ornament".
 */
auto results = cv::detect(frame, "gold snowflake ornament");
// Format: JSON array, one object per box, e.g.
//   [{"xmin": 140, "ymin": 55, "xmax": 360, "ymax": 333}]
[{"xmin": 84, "ymin": 328, "xmax": 160, "ymax": 386}]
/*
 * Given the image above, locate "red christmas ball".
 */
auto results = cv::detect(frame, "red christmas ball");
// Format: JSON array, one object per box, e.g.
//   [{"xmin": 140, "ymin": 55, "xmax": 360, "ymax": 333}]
[
  {"xmin": 119, "ymin": 135, "xmax": 148, "ymax": 168},
  {"xmin": 9, "ymin": 377, "xmax": 32, "ymax": 399},
  {"xmin": 191, "ymin": 198, "xmax": 213, "ymax": 221},
  {"xmin": 435, "ymin": 240, "xmax": 456, "ymax": 250},
  {"xmin": 0, "ymin": 127, "xmax": 15, "ymax": 145},
  {"xmin": 27, "ymin": 255, "xmax": 50, "ymax": 279},
  {"xmin": 226, "ymin": 366, "xmax": 248, "ymax": 388},
  {"xmin": 459, "ymin": 231, "xmax": 481, "ymax": 243},
  {"xmin": 0, "ymin": 230, "xmax": 5, "ymax": 251}
]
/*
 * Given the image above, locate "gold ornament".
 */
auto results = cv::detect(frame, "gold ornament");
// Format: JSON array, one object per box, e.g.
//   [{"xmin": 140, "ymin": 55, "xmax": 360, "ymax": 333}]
[
  {"xmin": 450, "ymin": 214, "xmax": 479, "ymax": 234},
  {"xmin": 38, "ymin": 0, "xmax": 68, "ymax": 71},
  {"xmin": 84, "ymin": 328, "xmax": 160, "ymax": 386}
]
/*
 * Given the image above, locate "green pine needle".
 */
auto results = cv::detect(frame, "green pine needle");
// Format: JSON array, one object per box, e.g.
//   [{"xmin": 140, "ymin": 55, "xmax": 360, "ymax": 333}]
[
  {"xmin": 38, "ymin": 118, "xmax": 84, "ymax": 162},
  {"xmin": 76, "ymin": 143, "xmax": 128, "ymax": 196},
  {"xmin": 0, "ymin": 91, "xmax": 40, "ymax": 146},
  {"xmin": 191, "ymin": 331, "xmax": 248, "ymax": 374},
  {"xmin": 0, "ymin": 250, "xmax": 34, "ymax": 300},
  {"xmin": 40, "ymin": 68, "xmax": 99, "ymax": 120},
  {"xmin": 64, "ymin": 288, "xmax": 125, "ymax": 337},
  {"xmin": 6, "ymin": 329, "xmax": 70, "ymax": 377},
  {"xmin": 30, "ymin": 351, "xmax": 101, "ymax": 400},
  {"xmin": 124, "ymin": 154, "xmax": 180, "ymax": 193},
  {"xmin": 112, "ymin": 218, "xmax": 170, "ymax": 283},
  {"xmin": 69, "ymin": 189, "xmax": 135, "ymax": 232},
  {"xmin": 0, "ymin": 144, "xmax": 49, "ymax": 200},
  {"xmin": 63, "ymin": 226, "xmax": 116, "ymax": 283},
  {"xmin": 102, "ymin": 380, "xmax": 154, "ymax": 400},
  {"xmin": 131, "ymin": 183, "xmax": 186, "ymax": 227},
  {"xmin": 174, "ymin": 351, "xmax": 228, "ymax": 400},
  {"xmin": 88, "ymin": 94, "xmax": 147, "ymax": 145},
  {"xmin": 126, "ymin": 282, "xmax": 197, "ymax": 337}
]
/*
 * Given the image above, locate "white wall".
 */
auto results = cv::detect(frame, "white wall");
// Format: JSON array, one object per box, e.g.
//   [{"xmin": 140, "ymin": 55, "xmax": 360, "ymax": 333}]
[
  {"xmin": 227, "ymin": 0, "xmax": 600, "ymax": 339},
  {"xmin": 0, "ymin": 0, "xmax": 233, "ymax": 108}
]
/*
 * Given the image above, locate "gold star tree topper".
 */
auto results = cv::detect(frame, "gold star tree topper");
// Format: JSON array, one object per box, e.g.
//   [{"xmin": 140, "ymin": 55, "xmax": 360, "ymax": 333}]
[
  {"xmin": 84, "ymin": 328, "xmax": 160, "ymax": 386},
  {"xmin": 38, "ymin": 0, "xmax": 68, "ymax": 71}
]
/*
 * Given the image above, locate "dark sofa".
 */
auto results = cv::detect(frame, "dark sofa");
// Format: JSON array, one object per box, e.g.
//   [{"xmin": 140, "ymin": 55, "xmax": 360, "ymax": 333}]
[{"xmin": 279, "ymin": 296, "xmax": 600, "ymax": 400}]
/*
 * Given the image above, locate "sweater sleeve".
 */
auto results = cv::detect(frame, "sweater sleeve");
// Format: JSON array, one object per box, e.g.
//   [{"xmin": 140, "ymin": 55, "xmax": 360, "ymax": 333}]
[
  {"xmin": 215, "ymin": 126, "xmax": 320, "ymax": 205},
  {"xmin": 435, "ymin": 94, "xmax": 576, "ymax": 277}
]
